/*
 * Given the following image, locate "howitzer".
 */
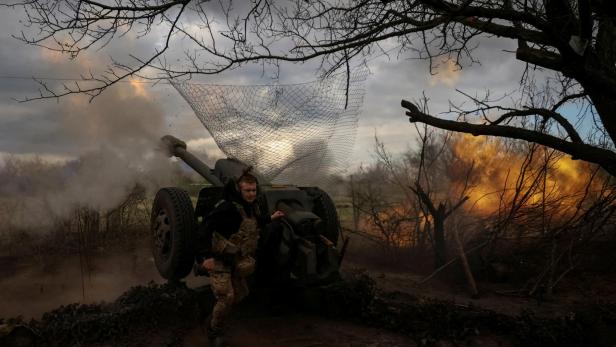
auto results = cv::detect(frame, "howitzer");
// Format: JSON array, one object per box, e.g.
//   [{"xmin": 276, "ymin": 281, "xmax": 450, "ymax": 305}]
[{"xmin": 151, "ymin": 135, "xmax": 346, "ymax": 285}]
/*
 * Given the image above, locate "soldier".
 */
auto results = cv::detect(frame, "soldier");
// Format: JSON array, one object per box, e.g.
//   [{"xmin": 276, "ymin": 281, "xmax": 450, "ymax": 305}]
[{"xmin": 196, "ymin": 170, "xmax": 284, "ymax": 347}]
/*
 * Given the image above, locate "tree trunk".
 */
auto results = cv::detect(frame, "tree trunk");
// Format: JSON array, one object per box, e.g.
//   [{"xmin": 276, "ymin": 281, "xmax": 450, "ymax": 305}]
[
  {"xmin": 433, "ymin": 207, "xmax": 446, "ymax": 268},
  {"xmin": 584, "ymin": 89, "xmax": 616, "ymax": 145},
  {"xmin": 577, "ymin": 15, "xmax": 616, "ymax": 145}
]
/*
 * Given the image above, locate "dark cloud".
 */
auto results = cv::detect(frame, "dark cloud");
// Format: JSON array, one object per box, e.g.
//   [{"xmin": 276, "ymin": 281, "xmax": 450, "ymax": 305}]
[{"xmin": 0, "ymin": 4, "xmax": 531, "ymax": 170}]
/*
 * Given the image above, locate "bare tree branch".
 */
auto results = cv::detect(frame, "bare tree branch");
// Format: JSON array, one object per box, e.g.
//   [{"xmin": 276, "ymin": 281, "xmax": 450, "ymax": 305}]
[
  {"xmin": 402, "ymin": 99, "xmax": 616, "ymax": 177},
  {"xmin": 9, "ymin": 0, "xmax": 616, "ymax": 176}
]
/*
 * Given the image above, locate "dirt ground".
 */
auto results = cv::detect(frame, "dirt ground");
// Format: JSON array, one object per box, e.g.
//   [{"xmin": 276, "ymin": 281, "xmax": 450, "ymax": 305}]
[
  {"xmin": 0, "ymin": 243, "xmax": 165, "ymax": 319},
  {"xmin": 0, "ymin": 241, "xmax": 417, "ymax": 346},
  {"xmin": 1, "ymin": 238, "xmax": 614, "ymax": 346},
  {"xmin": 0, "ymin": 239, "xmax": 572, "ymax": 320},
  {"xmin": 184, "ymin": 311, "xmax": 416, "ymax": 347},
  {"xmin": 339, "ymin": 234, "xmax": 616, "ymax": 320}
]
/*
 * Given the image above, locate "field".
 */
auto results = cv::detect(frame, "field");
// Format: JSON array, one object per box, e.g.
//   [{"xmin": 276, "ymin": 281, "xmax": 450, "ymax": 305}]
[{"xmin": 1, "ymin": 154, "xmax": 616, "ymax": 346}]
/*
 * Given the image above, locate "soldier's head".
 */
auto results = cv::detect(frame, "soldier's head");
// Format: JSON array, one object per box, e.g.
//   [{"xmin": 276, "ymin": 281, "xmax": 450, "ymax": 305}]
[{"xmin": 237, "ymin": 172, "xmax": 258, "ymax": 203}]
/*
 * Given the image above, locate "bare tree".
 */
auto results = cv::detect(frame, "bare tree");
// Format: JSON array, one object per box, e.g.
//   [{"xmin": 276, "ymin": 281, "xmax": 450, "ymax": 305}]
[
  {"xmin": 8, "ymin": 0, "xmax": 616, "ymax": 176},
  {"xmin": 351, "ymin": 162, "xmax": 418, "ymax": 251},
  {"xmin": 372, "ymin": 125, "xmax": 477, "ymax": 275},
  {"xmin": 350, "ymin": 118, "xmax": 614, "ymax": 297}
]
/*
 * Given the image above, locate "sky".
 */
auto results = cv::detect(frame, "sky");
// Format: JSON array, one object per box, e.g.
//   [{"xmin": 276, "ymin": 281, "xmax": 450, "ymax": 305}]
[{"xmin": 0, "ymin": 3, "xmax": 534, "ymax": 174}]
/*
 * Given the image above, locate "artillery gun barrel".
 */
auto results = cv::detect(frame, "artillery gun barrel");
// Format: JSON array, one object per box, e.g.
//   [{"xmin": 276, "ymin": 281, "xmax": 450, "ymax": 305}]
[{"xmin": 161, "ymin": 135, "xmax": 223, "ymax": 187}]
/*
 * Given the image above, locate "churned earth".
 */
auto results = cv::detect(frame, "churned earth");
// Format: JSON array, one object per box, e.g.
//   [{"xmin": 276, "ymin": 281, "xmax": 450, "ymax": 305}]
[
  {"xmin": 184, "ymin": 311, "xmax": 417, "ymax": 347},
  {"xmin": 0, "ymin": 241, "xmax": 416, "ymax": 347},
  {"xmin": 1, "ymin": 239, "xmax": 615, "ymax": 346}
]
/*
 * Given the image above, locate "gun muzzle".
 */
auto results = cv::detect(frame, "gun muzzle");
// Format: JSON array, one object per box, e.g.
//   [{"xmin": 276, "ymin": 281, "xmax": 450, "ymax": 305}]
[{"xmin": 161, "ymin": 135, "xmax": 223, "ymax": 187}]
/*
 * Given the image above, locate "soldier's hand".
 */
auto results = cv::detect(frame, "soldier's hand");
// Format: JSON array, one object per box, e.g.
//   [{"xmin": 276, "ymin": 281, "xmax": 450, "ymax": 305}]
[
  {"xmin": 202, "ymin": 258, "xmax": 215, "ymax": 271},
  {"xmin": 271, "ymin": 210, "xmax": 285, "ymax": 220}
]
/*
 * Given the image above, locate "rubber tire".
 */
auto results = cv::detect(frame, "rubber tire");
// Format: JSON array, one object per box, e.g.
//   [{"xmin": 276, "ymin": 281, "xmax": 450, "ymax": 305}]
[
  {"xmin": 302, "ymin": 187, "xmax": 340, "ymax": 246},
  {"xmin": 151, "ymin": 187, "xmax": 195, "ymax": 280}
]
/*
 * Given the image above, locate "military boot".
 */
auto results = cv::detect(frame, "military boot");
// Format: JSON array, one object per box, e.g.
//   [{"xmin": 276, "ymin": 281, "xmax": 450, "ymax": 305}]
[
  {"xmin": 206, "ymin": 325, "xmax": 228, "ymax": 347},
  {"xmin": 208, "ymin": 336, "xmax": 228, "ymax": 347}
]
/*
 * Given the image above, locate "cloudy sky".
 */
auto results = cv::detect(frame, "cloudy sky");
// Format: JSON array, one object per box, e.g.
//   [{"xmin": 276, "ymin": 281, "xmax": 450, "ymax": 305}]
[{"xmin": 0, "ymin": 3, "xmax": 528, "ymax": 173}]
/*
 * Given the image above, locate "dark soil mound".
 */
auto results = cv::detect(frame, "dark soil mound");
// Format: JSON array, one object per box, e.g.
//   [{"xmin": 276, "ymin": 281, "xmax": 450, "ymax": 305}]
[
  {"xmin": 2, "ymin": 282, "xmax": 213, "ymax": 347},
  {"xmin": 294, "ymin": 270, "xmax": 616, "ymax": 346},
  {"xmin": 2, "ymin": 271, "xmax": 615, "ymax": 346}
]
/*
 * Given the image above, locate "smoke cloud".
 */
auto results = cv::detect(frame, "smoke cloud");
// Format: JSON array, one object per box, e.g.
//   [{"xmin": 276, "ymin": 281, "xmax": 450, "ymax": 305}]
[
  {"xmin": 0, "ymin": 82, "xmax": 179, "ymax": 230},
  {"xmin": 429, "ymin": 58, "xmax": 461, "ymax": 87}
]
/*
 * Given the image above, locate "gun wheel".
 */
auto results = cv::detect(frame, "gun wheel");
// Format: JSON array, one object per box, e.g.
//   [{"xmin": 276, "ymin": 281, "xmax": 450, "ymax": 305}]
[
  {"xmin": 301, "ymin": 187, "xmax": 340, "ymax": 246},
  {"xmin": 151, "ymin": 187, "xmax": 195, "ymax": 280}
]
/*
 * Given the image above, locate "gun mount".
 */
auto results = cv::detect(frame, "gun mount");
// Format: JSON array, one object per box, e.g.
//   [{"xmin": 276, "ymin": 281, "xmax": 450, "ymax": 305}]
[{"xmin": 151, "ymin": 135, "xmax": 345, "ymax": 285}]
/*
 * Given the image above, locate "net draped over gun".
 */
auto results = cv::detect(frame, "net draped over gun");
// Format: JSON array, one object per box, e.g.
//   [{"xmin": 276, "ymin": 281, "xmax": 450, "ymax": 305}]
[{"xmin": 171, "ymin": 68, "xmax": 368, "ymax": 186}]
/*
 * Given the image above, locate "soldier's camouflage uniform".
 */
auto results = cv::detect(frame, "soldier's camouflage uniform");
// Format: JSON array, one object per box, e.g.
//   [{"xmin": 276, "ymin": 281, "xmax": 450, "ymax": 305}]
[{"xmin": 208, "ymin": 202, "xmax": 261, "ymax": 335}]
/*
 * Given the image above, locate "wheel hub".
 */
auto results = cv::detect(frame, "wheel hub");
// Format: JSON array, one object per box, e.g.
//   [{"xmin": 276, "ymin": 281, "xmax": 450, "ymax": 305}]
[{"xmin": 153, "ymin": 209, "xmax": 172, "ymax": 259}]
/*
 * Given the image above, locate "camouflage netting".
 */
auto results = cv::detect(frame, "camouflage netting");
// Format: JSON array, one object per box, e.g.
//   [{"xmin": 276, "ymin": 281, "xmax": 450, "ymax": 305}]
[{"xmin": 172, "ymin": 69, "xmax": 368, "ymax": 186}]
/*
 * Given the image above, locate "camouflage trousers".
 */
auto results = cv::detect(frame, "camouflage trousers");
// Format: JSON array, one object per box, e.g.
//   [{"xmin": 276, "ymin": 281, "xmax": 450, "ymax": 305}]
[
  {"xmin": 208, "ymin": 258, "xmax": 255, "ymax": 335},
  {"xmin": 209, "ymin": 207, "xmax": 260, "ymax": 335}
]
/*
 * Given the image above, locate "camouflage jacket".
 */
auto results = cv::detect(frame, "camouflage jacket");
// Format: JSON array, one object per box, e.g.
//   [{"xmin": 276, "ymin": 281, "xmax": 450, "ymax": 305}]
[{"xmin": 195, "ymin": 199, "xmax": 271, "ymax": 263}]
